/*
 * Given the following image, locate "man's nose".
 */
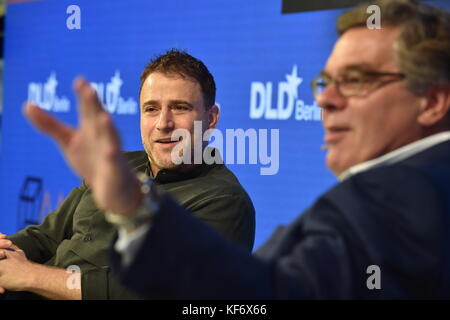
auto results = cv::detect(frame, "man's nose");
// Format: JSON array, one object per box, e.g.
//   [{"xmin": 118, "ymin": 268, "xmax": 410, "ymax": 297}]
[
  {"xmin": 316, "ymin": 82, "xmax": 347, "ymax": 112},
  {"xmin": 155, "ymin": 108, "xmax": 175, "ymax": 131}
]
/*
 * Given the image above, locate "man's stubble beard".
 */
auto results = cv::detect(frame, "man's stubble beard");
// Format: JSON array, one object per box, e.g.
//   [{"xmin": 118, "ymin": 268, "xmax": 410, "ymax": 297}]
[
  {"xmin": 142, "ymin": 125, "xmax": 207, "ymax": 171},
  {"xmin": 143, "ymin": 142, "xmax": 179, "ymax": 171}
]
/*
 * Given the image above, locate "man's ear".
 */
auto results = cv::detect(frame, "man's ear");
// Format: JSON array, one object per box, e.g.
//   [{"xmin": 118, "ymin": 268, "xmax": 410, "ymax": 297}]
[
  {"xmin": 417, "ymin": 85, "xmax": 450, "ymax": 127},
  {"xmin": 207, "ymin": 104, "xmax": 220, "ymax": 129}
]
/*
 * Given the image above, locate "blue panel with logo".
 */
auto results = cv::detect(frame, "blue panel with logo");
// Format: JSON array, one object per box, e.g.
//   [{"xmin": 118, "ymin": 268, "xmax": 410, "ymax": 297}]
[{"xmin": 1, "ymin": 0, "xmax": 448, "ymax": 249}]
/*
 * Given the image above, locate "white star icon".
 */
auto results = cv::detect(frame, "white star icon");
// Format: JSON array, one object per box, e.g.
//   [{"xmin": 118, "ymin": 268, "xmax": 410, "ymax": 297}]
[{"xmin": 285, "ymin": 65, "xmax": 303, "ymax": 99}]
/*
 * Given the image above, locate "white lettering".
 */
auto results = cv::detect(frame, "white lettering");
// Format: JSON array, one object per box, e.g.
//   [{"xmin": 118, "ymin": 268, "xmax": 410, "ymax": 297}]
[
  {"xmin": 66, "ymin": 5, "xmax": 81, "ymax": 30},
  {"xmin": 66, "ymin": 265, "xmax": 81, "ymax": 290},
  {"xmin": 27, "ymin": 73, "xmax": 71, "ymax": 113},
  {"xmin": 366, "ymin": 5, "xmax": 381, "ymax": 30},
  {"xmin": 366, "ymin": 265, "xmax": 381, "ymax": 290},
  {"xmin": 249, "ymin": 65, "xmax": 319, "ymax": 122},
  {"xmin": 250, "ymin": 82, "xmax": 266, "ymax": 119},
  {"xmin": 91, "ymin": 71, "xmax": 138, "ymax": 115},
  {"xmin": 170, "ymin": 123, "xmax": 280, "ymax": 175}
]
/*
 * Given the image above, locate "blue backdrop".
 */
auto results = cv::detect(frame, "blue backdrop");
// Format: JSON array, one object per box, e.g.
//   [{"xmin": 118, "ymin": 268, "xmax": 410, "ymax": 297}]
[{"xmin": 1, "ymin": 0, "xmax": 448, "ymax": 249}]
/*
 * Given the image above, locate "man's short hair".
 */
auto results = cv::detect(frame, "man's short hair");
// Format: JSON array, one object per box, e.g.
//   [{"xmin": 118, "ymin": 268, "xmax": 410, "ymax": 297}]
[
  {"xmin": 139, "ymin": 49, "xmax": 216, "ymax": 108},
  {"xmin": 338, "ymin": 0, "xmax": 450, "ymax": 95}
]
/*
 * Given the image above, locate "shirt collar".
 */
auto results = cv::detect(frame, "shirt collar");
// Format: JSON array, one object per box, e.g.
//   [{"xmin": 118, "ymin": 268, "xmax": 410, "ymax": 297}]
[
  {"xmin": 338, "ymin": 131, "xmax": 450, "ymax": 181},
  {"xmin": 145, "ymin": 147, "xmax": 221, "ymax": 184}
]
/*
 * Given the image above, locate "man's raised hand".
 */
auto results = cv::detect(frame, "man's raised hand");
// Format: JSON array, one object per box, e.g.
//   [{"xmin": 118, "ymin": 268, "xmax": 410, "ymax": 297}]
[{"xmin": 23, "ymin": 78, "xmax": 142, "ymax": 217}]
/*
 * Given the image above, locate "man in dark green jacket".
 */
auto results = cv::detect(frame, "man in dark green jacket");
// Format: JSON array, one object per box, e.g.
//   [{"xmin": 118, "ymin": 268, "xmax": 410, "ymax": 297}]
[{"xmin": 0, "ymin": 50, "xmax": 255, "ymax": 299}]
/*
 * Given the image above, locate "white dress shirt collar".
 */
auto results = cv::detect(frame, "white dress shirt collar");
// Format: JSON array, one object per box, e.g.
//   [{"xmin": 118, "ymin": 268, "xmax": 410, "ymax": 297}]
[{"xmin": 338, "ymin": 131, "xmax": 450, "ymax": 181}]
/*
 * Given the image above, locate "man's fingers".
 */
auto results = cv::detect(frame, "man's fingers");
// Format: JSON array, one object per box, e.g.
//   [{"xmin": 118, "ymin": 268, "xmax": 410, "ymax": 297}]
[
  {"xmin": 0, "ymin": 239, "xmax": 20, "ymax": 252},
  {"xmin": 0, "ymin": 249, "xmax": 6, "ymax": 260},
  {"xmin": 0, "ymin": 233, "xmax": 7, "ymax": 240},
  {"xmin": 74, "ymin": 77, "xmax": 105, "ymax": 124},
  {"xmin": 99, "ymin": 112, "xmax": 122, "ymax": 157},
  {"xmin": 23, "ymin": 103, "xmax": 74, "ymax": 148},
  {"xmin": 0, "ymin": 239, "xmax": 12, "ymax": 249}
]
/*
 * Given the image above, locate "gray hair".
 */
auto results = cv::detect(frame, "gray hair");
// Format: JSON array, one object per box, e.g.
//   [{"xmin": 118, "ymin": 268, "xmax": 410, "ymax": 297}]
[{"xmin": 338, "ymin": 0, "xmax": 450, "ymax": 95}]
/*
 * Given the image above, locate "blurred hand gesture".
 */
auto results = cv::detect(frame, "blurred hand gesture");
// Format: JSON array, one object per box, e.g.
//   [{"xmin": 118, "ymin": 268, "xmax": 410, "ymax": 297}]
[{"xmin": 24, "ymin": 78, "xmax": 142, "ymax": 217}]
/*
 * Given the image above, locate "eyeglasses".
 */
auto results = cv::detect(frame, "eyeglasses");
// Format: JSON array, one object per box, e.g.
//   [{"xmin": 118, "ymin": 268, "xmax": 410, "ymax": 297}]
[{"xmin": 311, "ymin": 69, "xmax": 405, "ymax": 99}]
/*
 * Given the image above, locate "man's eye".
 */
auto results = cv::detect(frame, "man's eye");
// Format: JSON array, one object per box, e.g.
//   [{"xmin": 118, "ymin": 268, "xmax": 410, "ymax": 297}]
[
  {"xmin": 173, "ymin": 105, "xmax": 189, "ymax": 111},
  {"xmin": 342, "ymin": 76, "xmax": 362, "ymax": 84},
  {"xmin": 318, "ymin": 78, "xmax": 329, "ymax": 86},
  {"xmin": 144, "ymin": 107, "xmax": 158, "ymax": 113}
]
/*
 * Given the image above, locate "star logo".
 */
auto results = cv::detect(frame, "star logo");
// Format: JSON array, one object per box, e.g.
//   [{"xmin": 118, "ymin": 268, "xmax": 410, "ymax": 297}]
[{"xmin": 285, "ymin": 65, "xmax": 302, "ymax": 100}]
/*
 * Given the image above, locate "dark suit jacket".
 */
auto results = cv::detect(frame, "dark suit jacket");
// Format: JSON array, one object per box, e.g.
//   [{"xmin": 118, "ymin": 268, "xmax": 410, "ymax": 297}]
[{"xmin": 111, "ymin": 140, "xmax": 450, "ymax": 299}]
